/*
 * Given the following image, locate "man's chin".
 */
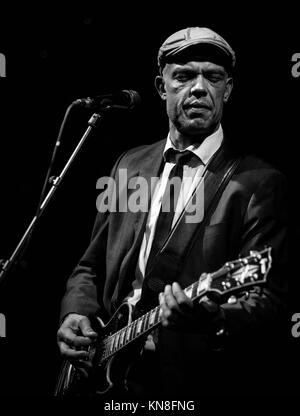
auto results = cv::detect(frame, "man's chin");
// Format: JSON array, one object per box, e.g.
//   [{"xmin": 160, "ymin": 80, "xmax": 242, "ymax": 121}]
[{"xmin": 179, "ymin": 120, "xmax": 211, "ymax": 136}]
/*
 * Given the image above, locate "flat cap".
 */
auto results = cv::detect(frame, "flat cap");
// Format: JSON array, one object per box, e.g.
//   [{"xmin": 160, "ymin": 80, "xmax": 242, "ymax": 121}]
[{"xmin": 158, "ymin": 27, "xmax": 236, "ymax": 72}]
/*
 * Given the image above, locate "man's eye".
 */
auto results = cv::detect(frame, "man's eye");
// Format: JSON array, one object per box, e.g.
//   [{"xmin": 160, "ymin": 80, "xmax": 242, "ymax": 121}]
[
  {"xmin": 206, "ymin": 74, "xmax": 223, "ymax": 83},
  {"xmin": 174, "ymin": 73, "xmax": 190, "ymax": 81}
]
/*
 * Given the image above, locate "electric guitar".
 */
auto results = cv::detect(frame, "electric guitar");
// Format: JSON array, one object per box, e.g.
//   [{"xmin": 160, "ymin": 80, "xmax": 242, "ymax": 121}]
[{"xmin": 55, "ymin": 247, "xmax": 272, "ymax": 397}]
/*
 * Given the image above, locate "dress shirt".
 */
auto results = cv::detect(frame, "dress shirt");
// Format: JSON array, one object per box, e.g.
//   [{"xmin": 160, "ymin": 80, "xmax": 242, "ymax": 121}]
[{"xmin": 126, "ymin": 125, "xmax": 223, "ymax": 305}]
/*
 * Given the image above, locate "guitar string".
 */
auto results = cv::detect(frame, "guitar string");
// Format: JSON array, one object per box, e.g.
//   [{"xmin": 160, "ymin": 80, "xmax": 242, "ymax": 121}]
[
  {"xmin": 99, "ymin": 251, "xmax": 267, "ymax": 361},
  {"xmin": 100, "ymin": 269, "xmax": 249, "ymax": 360}
]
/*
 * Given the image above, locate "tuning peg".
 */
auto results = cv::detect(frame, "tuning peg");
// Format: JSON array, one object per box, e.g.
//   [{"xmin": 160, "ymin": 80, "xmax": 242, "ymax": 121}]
[{"xmin": 250, "ymin": 249, "xmax": 262, "ymax": 256}]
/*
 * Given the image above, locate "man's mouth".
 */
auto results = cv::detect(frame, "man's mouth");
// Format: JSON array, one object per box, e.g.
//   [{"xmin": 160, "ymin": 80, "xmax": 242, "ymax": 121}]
[
  {"xmin": 184, "ymin": 103, "xmax": 210, "ymax": 118},
  {"xmin": 184, "ymin": 101, "xmax": 211, "ymax": 110}
]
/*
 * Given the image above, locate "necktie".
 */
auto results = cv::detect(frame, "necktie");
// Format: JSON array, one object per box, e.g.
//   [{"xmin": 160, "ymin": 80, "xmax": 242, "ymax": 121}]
[{"xmin": 145, "ymin": 148, "xmax": 199, "ymax": 274}]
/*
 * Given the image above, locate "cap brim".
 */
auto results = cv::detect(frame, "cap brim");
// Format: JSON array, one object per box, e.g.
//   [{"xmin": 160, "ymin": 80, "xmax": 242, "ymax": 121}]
[{"xmin": 160, "ymin": 42, "xmax": 234, "ymax": 72}]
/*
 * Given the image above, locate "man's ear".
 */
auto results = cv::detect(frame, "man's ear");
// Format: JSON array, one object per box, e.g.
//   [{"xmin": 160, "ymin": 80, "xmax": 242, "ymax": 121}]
[
  {"xmin": 223, "ymin": 77, "xmax": 233, "ymax": 103},
  {"xmin": 154, "ymin": 75, "xmax": 167, "ymax": 100}
]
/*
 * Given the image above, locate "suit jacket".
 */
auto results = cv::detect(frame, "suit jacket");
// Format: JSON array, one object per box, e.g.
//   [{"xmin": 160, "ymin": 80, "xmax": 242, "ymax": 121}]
[{"xmin": 60, "ymin": 137, "xmax": 288, "ymax": 395}]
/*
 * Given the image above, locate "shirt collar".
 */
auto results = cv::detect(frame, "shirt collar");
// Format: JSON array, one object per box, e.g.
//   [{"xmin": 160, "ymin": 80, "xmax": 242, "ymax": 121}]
[{"xmin": 163, "ymin": 124, "xmax": 223, "ymax": 166}]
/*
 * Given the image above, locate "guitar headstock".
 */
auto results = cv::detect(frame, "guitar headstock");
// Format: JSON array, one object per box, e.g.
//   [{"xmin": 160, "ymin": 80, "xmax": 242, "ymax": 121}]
[{"xmin": 206, "ymin": 247, "xmax": 272, "ymax": 297}]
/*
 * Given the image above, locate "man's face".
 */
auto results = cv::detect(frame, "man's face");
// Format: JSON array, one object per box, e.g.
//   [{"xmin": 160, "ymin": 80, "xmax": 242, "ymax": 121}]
[{"xmin": 156, "ymin": 60, "xmax": 233, "ymax": 137}]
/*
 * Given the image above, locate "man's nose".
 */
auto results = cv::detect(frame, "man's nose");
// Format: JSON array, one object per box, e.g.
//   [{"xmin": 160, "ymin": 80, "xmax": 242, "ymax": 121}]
[{"xmin": 190, "ymin": 75, "xmax": 207, "ymax": 96}]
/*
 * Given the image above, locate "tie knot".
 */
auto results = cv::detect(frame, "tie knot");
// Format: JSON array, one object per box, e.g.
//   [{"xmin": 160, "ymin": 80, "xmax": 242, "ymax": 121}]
[{"xmin": 164, "ymin": 148, "xmax": 200, "ymax": 167}]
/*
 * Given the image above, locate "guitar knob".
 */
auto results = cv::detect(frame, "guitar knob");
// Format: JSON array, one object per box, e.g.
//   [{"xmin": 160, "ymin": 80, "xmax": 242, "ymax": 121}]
[{"xmin": 227, "ymin": 295, "xmax": 237, "ymax": 304}]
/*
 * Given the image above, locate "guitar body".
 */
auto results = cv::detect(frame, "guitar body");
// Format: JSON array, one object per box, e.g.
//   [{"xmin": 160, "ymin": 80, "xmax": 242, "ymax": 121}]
[
  {"xmin": 55, "ymin": 302, "xmax": 143, "ymax": 397},
  {"xmin": 55, "ymin": 248, "xmax": 272, "ymax": 397}
]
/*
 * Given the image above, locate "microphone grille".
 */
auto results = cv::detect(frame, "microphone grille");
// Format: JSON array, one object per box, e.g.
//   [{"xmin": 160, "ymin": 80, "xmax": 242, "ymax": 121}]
[{"xmin": 123, "ymin": 89, "xmax": 141, "ymax": 108}]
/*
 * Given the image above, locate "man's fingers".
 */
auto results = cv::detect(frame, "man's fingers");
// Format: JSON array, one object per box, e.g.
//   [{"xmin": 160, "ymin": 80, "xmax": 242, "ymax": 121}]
[
  {"xmin": 79, "ymin": 317, "xmax": 98, "ymax": 338},
  {"xmin": 163, "ymin": 284, "xmax": 181, "ymax": 313},
  {"xmin": 69, "ymin": 357, "xmax": 93, "ymax": 370},
  {"xmin": 59, "ymin": 341, "xmax": 89, "ymax": 359},
  {"xmin": 159, "ymin": 291, "xmax": 172, "ymax": 327},
  {"xmin": 159, "ymin": 288, "xmax": 185, "ymax": 328},
  {"xmin": 158, "ymin": 283, "xmax": 221, "ymax": 331},
  {"xmin": 159, "ymin": 287, "xmax": 177, "ymax": 316},
  {"xmin": 68, "ymin": 360, "xmax": 93, "ymax": 379},
  {"xmin": 172, "ymin": 282, "xmax": 193, "ymax": 311},
  {"xmin": 57, "ymin": 327, "xmax": 93, "ymax": 349},
  {"xmin": 159, "ymin": 282, "xmax": 206, "ymax": 329},
  {"xmin": 162, "ymin": 283, "xmax": 193, "ymax": 316}
]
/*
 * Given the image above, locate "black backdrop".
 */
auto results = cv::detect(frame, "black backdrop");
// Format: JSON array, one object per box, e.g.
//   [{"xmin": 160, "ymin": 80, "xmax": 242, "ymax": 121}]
[{"xmin": 0, "ymin": 4, "xmax": 299, "ymax": 401}]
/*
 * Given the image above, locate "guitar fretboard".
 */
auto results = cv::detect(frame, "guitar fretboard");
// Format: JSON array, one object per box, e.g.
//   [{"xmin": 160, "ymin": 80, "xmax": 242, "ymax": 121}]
[
  {"xmin": 101, "ymin": 276, "xmax": 208, "ymax": 362},
  {"xmin": 99, "ymin": 247, "xmax": 270, "ymax": 364}
]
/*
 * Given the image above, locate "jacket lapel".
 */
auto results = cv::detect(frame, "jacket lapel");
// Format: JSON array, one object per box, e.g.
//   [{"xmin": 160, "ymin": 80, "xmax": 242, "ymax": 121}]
[
  {"xmin": 169, "ymin": 143, "xmax": 236, "ymax": 249},
  {"xmin": 142, "ymin": 143, "xmax": 237, "ymax": 291},
  {"xmin": 116, "ymin": 139, "xmax": 166, "ymax": 295},
  {"xmin": 131, "ymin": 140, "xmax": 166, "ymax": 246}
]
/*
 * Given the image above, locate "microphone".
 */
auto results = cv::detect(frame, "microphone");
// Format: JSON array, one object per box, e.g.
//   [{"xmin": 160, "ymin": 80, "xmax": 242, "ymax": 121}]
[{"xmin": 73, "ymin": 89, "xmax": 141, "ymax": 110}]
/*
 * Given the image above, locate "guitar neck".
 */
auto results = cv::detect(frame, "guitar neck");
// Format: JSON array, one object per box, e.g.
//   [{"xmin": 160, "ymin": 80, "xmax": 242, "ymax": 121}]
[
  {"xmin": 100, "ymin": 247, "xmax": 271, "ymax": 364},
  {"xmin": 101, "ymin": 275, "xmax": 211, "ymax": 362}
]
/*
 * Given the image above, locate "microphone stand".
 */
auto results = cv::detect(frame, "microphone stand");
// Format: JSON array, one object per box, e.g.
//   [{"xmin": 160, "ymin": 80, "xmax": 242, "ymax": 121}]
[{"xmin": 0, "ymin": 111, "xmax": 102, "ymax": 286}]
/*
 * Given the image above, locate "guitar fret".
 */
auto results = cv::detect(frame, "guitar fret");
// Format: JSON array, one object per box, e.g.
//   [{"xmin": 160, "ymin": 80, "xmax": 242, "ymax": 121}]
[
  {"xmin": 114, "ymin": 332, "xmax": 120, "ymax": 350},
  {"xmin": 139, "ymin": 315, "xmax": 145, "ymax": 333},
  {"xmin": 155, "ymin": 306, "xmax": 161, "ymax": 323},
  {"xmin": 149, "ymin": 309, "xmax": 156, "ymax": 326},
  {"xmin": 110, "ymin": 336, "xmax": 115, "ymax": 353},
  {"xmin": 131, "ymin": 319, "xmax": 138, "ymax": 340},
  {"xmin": 145, "ymin": 311, "xmax": 151, "ymax": 329},
  {"xmin": 106, "ymin": 337, "xmax": 112, "ymax": 355},
  {"xmin": 115, "ymin": 332, "xmax": 120, "ymax": 350},
  {"xmin": 119, "ymin": 328, "xmax": 126, "ymax": 346},
  {"xmin": 112, "ymin": 334, "xmax": 117, "ymax": 352},
  {"xmin": 184, "ymin": 284, "xmax": 193, "ymax": 300},
  {"xmin": 141, "ymin": 312, "xmax": 149, "ymax": 332},
  {"xmin": 191, "ymin": 282, "xmax": 198, "ymax": 299},
  {"xmin": 115, "ymin": 332, "xmax": 121, "ymax": 350},
  {"xmin": 113, "ymin": 334, "xmax": 118, "ymax": 352},
  {"xmin": 125, "ymin": 325, "xmax": 132, "ymax": 342},
  {"xmin": 136, "ymin": 317, "xmax": 143, "ymax": 335},
  {"xmin": 110, "ymin": 335, "xmax": 116, "ymax": 352},
  {"xmin": 109, "ymin": 334, "xmax": 116, "ymax": 355}
]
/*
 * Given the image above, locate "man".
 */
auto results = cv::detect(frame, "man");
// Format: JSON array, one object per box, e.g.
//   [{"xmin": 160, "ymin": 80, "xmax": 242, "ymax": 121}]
[{"xmin": 57, "ymin": 27, "xmax": 287, "ymax": 397}]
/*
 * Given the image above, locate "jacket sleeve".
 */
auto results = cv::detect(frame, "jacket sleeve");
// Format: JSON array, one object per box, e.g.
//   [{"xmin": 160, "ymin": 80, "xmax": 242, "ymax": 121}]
[
  {"xmin": 220, "ymin": 170, "xmax": 288, "ymax": 337},
  {"xmin": 59, "ymin": 151, "xmax": 126, "ymax": 322}
]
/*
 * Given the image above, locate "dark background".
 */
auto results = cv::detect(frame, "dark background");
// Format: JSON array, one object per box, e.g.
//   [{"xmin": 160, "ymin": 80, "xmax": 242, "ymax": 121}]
[{"xmin": 0, "ymin": 4, "xmax": 298, "ymax": 400}]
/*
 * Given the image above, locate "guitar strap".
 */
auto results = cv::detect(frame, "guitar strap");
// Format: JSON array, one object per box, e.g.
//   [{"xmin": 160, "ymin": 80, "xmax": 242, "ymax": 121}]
[{"xmin": 136, "ymin": 147, "xmax": 241, "ymax": 312}]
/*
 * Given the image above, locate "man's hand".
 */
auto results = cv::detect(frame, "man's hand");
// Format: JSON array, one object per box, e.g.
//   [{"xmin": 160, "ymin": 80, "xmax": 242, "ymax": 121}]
[
  {"xmin": 159, "ymin": 282, "xmax": 222, "ymax": 332},
  {"xmin": 57, "ymin": 313, "xmax": 97, "ymax": 374}
]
